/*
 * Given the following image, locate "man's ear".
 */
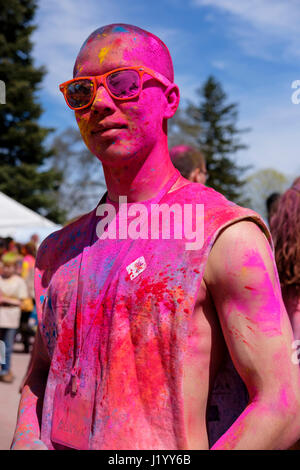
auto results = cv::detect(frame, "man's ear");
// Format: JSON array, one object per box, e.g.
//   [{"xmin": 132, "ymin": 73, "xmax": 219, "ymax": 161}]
[
  {"xmin": 164, "ymin": 84, "xmax": 180, "ymax": 119},
  {"xmin": 188, "ymin": 168, "xmax": 199, "ymax": 183},
  {"xmin": 189, "ymin": 168, "xmax": 204, "ymax": 183}
]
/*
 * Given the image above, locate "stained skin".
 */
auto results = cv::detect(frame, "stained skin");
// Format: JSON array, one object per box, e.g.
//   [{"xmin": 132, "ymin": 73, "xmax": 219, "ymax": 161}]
[
  {"xmin": 11, "ymin": 24, "xmax": 300, "ymax": 450},
  {"xmin": 73, "ymin": 29, "xmax": 179, "ymax": 203}
]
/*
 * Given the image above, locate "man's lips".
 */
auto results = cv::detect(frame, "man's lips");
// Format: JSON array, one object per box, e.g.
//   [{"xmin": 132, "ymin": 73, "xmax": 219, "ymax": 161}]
[{"xmin": 91, "ymin": 123, "xmax": 127, "ymax": 135}]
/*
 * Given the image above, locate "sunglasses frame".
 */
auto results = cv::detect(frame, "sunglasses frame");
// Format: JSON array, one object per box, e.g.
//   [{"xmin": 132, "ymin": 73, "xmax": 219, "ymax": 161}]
[{"xmin": 59, "ymin": 66, "xmax": 172, "ymax": 110}]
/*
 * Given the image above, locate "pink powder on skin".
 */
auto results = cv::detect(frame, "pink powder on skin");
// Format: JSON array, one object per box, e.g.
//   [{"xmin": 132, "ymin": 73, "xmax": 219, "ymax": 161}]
[
  {"xmin": 219, "ymin": 231, "xmax": 282, "ymax": 338},
  {"xmin": 73, "ymin": 31, "xmax": 179, "ymax": 203}
]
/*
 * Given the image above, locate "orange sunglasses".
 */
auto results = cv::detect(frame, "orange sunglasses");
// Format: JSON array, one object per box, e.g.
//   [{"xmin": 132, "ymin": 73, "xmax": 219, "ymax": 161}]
[{"xmin": 59, "ymin": 66, "xmax": 172, "ymax": 110}]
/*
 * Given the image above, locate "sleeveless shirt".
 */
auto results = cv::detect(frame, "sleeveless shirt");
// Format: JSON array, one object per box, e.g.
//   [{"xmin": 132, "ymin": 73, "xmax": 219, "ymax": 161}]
[{"xmin": 34, "ymin": 181, "xmax": 271, "ymax": 449}]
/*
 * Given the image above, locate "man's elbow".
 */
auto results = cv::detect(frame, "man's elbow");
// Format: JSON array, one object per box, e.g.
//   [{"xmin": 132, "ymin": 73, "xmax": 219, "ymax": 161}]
[{"xmin": 270, "ymin": 388, "xmax": 300, "ymax": 448}]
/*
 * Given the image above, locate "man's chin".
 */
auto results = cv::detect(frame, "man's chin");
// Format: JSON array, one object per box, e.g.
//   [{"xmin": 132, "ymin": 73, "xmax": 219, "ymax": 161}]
[{"xmin": 93, "ymin": 147, "xmax": 143, "ymax": 168}]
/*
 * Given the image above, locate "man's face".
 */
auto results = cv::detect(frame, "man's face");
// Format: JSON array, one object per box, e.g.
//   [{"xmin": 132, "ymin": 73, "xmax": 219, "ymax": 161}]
[{"xmin": 74, "ymin": 33, "xmax": 169, "ymax": 167}]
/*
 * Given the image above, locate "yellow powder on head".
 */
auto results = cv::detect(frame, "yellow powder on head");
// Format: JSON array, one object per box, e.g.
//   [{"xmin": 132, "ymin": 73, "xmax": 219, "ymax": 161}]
[{"xmin": 98, "ymin": 46, "xmax": 110, "ymax": 65}]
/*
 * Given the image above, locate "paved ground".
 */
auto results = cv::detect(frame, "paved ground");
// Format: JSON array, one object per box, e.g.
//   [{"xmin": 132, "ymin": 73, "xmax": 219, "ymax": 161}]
[{"xmin": 0, "ymin": 343, "xmax": 30, "ymax": 450}]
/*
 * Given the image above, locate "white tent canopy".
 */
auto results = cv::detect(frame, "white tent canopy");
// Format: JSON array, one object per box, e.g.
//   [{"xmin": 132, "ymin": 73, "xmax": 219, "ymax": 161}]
[{"xmin": 0, "ymin": 191, "xmax": 61, "ymax": 242}]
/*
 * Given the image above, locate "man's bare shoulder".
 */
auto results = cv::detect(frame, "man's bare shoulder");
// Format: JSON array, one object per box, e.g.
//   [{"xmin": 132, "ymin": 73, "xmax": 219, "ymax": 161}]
[
  {"xmin": 36, "ymin": 209, "xmax": 95, "ymax": 267},
  {"xmin": 204, "ymin": 220, "xmax": 273, "ymax": 284}
]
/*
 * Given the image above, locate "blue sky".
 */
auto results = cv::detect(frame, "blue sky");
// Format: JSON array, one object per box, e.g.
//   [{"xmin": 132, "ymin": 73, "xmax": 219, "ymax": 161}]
[{"xmin": 32, "ymin": 0, "xmax": 300, "ymax": 178}]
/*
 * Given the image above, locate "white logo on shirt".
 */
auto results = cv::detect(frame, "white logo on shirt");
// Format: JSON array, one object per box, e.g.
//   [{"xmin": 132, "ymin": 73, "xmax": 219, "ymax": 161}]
[{"xmin": 126, "ymin": 256, "xmax": 147, "ymax": 280}]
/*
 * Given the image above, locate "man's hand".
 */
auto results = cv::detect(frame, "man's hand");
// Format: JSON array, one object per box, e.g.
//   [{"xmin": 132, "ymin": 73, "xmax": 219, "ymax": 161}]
[{"xmin": 204, "ymin": 220, "xmax": 300, "ymax": 449}]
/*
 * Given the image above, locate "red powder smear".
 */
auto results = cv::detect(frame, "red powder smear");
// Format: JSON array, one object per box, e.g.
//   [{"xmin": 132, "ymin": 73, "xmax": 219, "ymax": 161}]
[
  {"xmin": 57, "ymin": 325, "xmax": 74, "ymax": 357},
  {"xmin": 193, "ymin": 269, "xmax": 200, "ymax": 274},
  {"xmin": 137, "ymin": 278, "xmax": 169, "ymax": 302},
  {"xmin": 228, "ymin": 326, "xmax": 246, "ymax": 342},
  {"xmin": 163, "ymin": 300, "xmax": 176, "ymax": 313},
  {"xmin": 244, "ymin": 285, "xmax": 255, "ymax": 290}
]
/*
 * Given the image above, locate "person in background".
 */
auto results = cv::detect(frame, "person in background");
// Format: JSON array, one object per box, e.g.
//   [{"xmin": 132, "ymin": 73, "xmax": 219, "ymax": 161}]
[
  {"xmin": 21, "ymin": 243, "xmax": 36, "ymax": 294},
  {"xmin": 0, "ymin": 255, "xmax": 28, "ymax": 383},
  {"xmin": 270, "ymin": 178, "xmax": 300, "ymax": 340},
  {"xmin": 30, "ymin": 234, "xmax": 40, "ymax": 251},
  {"xmin": 0, "ymin": 239, "xmax": 6, "ymax": 258},
  {"xmin": 170, "ymin": 145, "xmax": 208, "ymax": 184},
  {"xmin": 266, "ymin": 192, "xmax": 281, "ymax": 227},
  {"xmin": 3, "ymin": 239, "xmax": 19, "ymax": 263},
  {"xmin": 19, "ymin": 243, "xmax": 36, "ymax": 353}
]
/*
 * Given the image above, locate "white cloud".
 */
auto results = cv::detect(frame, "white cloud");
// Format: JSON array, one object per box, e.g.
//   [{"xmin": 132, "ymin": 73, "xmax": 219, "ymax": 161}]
[
  {"xmin": 193, "ymin": 0, "xmax": 300, "ymax": 61},
  {"xmin": 211, "ymin": 60, "xmax": 226, "ymax": 70}
]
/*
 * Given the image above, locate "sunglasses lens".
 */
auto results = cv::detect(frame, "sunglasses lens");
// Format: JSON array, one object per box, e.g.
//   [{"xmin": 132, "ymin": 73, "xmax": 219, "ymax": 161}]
[
  {"xmin": 66, "ymin": 79, "xmax": 94, "ymax": 108},
  {"xmin": 107, "ymin": 70, "xmax": 140, "ymax": 98}
]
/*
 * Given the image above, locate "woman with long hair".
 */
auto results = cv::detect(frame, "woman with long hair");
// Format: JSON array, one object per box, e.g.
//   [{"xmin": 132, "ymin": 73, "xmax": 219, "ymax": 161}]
[{"xmin": 270, "ymin": 177, "xmax": 300, "ymax": 339}]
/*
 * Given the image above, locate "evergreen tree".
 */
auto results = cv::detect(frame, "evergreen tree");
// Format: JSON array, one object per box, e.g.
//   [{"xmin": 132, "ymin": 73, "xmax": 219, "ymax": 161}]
[
  {"xmin": 0, "ymin": 0, "xmax": 64, "ymax": 223},
  {"xmin": 170, "ymin": 76, "xmax": 250, "ymax": 204}
]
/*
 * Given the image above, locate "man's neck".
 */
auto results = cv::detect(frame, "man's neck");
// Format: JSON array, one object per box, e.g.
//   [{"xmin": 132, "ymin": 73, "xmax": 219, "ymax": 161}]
[{"xmin": 103, "ymin": 142, "xmax": 177, "ymax": 202}]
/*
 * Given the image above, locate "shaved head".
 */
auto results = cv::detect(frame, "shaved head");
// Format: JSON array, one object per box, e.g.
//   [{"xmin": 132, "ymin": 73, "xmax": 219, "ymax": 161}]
[
  {"xmin": 74, "ymin": 23, "xmax": 174, "ymax": 82},
  {"xmin": 72, "ymin": 23, "xmax": 180, "ymax": 173}
]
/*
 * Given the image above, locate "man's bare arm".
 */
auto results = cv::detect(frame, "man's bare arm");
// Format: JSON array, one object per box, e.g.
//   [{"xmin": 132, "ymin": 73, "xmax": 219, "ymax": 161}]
[
  {"xmin": 204, "ymin": 220, "xmax": 300, "ymax": 450},
  {"xmin": 11, "ymin": 327, "xmax": 50, "ymax": 450}
]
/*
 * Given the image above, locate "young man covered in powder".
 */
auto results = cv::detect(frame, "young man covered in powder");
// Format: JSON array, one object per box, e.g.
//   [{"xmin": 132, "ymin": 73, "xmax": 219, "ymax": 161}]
[{"xmin": 12, "ymin": 24, "xmax": 300, "ymax": 450}]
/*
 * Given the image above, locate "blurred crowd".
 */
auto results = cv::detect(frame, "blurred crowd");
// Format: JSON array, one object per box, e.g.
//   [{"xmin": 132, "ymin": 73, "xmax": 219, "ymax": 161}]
[{"xmin": 0, "ymin": 234, "xmax": 39, "ymax": 383}]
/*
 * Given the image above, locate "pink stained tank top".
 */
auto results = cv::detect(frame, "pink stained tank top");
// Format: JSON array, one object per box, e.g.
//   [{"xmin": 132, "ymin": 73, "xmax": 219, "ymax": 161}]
[{"xmin": 34, "ymin": 181, "xmax": 271, "ymax": 449}]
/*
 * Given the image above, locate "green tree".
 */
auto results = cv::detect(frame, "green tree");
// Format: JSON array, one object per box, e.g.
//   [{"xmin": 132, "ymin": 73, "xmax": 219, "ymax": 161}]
[
  {"xmin": 0, "ymin": 0, "xmax": 64, "ymax": 223},
  {"xmin": 170, "ymin": 76, "xmax": 250, "ymax": 204},
  {"xmin": 245, "ymin": 168, "xmax": 289, "ymax": 221}
]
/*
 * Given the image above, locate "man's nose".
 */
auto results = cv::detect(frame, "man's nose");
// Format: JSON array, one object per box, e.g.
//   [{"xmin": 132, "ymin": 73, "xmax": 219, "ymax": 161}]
[{"xmin": 90, "ymin": 83, "xmax": 116, "ymax": 115}]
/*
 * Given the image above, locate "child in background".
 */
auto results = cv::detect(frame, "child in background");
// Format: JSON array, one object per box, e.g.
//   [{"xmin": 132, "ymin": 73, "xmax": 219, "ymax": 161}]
[
  {"xmin": 0, "ymin": 255, "xmax": 28, "ymax": 383},
  {"xmin": 20, "ymin": 243, "xmax": 36, "ymax": 352}
]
